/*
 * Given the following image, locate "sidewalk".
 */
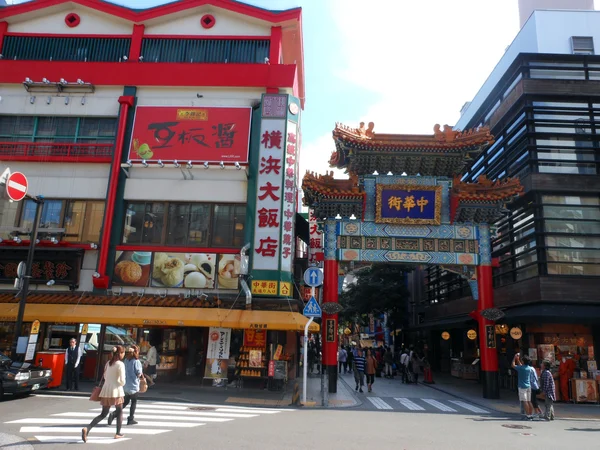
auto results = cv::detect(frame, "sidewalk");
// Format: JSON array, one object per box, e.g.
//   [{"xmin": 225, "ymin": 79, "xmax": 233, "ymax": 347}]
[
  {"xmin": 423, "ymin": 372, "xmax": 600, "ymax": 420},
  {"xmin": 39, "ymin": 374, "xmax": 360, "ymax": 409}
]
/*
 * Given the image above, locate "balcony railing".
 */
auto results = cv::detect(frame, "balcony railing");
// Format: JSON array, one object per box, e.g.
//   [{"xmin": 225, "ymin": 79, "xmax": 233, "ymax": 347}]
[{"xmin": 0, "ymin": 142, "xmax": 114, "ymax": 162}]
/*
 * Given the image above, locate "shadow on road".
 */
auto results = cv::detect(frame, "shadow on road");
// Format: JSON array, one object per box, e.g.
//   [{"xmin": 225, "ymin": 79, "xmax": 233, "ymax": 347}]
[{"xmin": 565, "ymin": 428, "xmax": 600, "ymax": 432}]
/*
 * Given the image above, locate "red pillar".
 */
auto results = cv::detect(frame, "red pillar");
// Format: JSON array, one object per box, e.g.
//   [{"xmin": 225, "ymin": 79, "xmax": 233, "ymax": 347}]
[
  {"xmin": 476, "ymin": 264, "xmax": 500, "ymax": 399},
  {"xmin": 322, "ymin": 258, "xmax": 339, "ymax": 393},
  {"xmin": 93, "ymin": 95, "xmax": 134, "ymax": 290},
  {"xmin": 129, "ymin": 24, "xmax": 145, "ymax": 62},
  {"xmin": 0, "ymin": 21, "xmax": 8, "ymax": 54}
]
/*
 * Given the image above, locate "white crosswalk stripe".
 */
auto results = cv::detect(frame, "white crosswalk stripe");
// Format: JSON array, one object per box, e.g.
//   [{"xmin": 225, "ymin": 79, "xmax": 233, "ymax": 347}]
[
  {"xmin": 421, "ymin": 399, "xmax": 458, "ymax": 412},
  {"xmin": 4, "ymin": 400, "xmax": 291, "ymax": 445},
  {"xmin": 394, "ymin": 398, "xmax": 425, "ymax": 411},
  {"xmin": 367, "ymin": 397, "xmax": 393, "ymax": 410},
  {"xmin": 364, "ymin": 397, "xmax": 491, "ymax": 415},
  {"xmin": 448, "ymin": 400, "xmax": 490, "ymax": 414}
]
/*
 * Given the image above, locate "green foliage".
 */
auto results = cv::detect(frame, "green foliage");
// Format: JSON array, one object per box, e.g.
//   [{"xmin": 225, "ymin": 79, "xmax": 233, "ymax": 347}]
[{"xmin": 339, "ymin": 264, "xmax": 411, "ymax": 331}]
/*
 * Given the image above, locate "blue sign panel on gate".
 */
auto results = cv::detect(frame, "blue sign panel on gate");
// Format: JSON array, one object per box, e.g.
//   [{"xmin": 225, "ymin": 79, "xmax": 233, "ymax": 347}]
[
  {"xmin": 303, "ymin": 267, "xmax": 323, "ymax": 287},
  {"xmin": 303, "ymin": 296, "xmax": 322, "ymax": 318},
  {"xmin": 376, "ymin": 184, "xmax": 442, "ymax": 225}
]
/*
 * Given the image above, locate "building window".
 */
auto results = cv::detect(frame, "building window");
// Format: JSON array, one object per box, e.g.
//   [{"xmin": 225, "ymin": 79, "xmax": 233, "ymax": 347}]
[
  {"xmin": 0, "ymin": 116, "xmax": 117, "ymax": 143},
  {"xmin": 571, "ymin": 36, "xmax": 594, "ymax": 55},
  {"xmin": 123, "ymin": 202, "xmax": 246, "ymax": 248},
  {"xmin": 16, "ymin": 199, "xmax": 104, "ymax": 242},
  {"xmin": 0, "ymin": 201, "xmax": 20, "ymax": 240}
]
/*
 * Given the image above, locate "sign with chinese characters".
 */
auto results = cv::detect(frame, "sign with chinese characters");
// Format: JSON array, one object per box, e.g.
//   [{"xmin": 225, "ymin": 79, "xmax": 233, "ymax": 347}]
[
  {"xmin": 510, "ymin": 327, "xmax": 523, "ymax": 340},
  {"xmin": 326, "ymin": 319, "xmax": 336, "ymax": 343},
  {"xmin": 486, "ymin": 325, "xmax": 496, "ymax": 349},
  {"xmin": 280, "ymin": 120, "xmax": 298, "ymax": 273},
  {"xmin": 376, "ymin": 185, "xmax": 442, "ymax": 225},
  {"xmin": 253, "ymin": 118, "xmax": 285, "ymax": 271},
  {"xmin": 0, "ymin": 250, "xmax": 81, "ymax": 285},
  {"xmin": 467, "ymin": 329, "xmax": 477, "ymax": 340},
  {"xmin": 128, "ymin": 106, "xmax": 251, "ymax": 163},
  {"xmin": 279, "ymin": 281, "xmax": 291, "ymax": 297},
  {"xmin": 261, "ymin": 94, "xmax": 287, "ymax": 118},
  {"xmin": 251, "ymin": 280, "xmax": 278, "ymax": 295},
  {"xmin": 243, "ymin": 329, "xmax": 266, "ymax": 348},
  {"xmin": 308, "ymin": 209, "xmax": 324, "ymax": 265}
]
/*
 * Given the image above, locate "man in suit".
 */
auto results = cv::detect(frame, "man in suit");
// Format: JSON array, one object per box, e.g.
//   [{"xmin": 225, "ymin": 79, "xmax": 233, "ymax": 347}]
[{"xmin": 64, "ymin": 338, "xmax": 81, "ymax": 391}]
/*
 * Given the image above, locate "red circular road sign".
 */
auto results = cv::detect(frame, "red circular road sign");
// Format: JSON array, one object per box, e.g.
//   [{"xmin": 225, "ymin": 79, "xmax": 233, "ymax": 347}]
[{"xmin": 6, "ymin": 172, "xmax": 28, "ymax": 201}]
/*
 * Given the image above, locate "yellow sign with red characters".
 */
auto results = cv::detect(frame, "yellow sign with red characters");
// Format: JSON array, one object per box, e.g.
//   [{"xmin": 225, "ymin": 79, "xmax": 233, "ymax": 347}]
[{"xmin": 251, "ymin": 280, "xmax": 278, "ymax": 295}]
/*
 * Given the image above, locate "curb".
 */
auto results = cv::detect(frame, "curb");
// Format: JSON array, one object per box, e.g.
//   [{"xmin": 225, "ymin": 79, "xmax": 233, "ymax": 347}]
[{"xmin": 337, "ymin": 375, "xmax": 364, "ymax": 409}]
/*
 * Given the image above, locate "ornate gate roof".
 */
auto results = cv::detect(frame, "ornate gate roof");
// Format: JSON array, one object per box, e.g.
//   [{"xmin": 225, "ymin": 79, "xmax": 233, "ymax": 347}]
[{"xmin": 330, "ymin": 122, "xmax": 494, "ymax": 177}]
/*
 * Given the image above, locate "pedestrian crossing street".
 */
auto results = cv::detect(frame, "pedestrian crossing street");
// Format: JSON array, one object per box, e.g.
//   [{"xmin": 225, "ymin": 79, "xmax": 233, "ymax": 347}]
[
  {"xmin": 4, "ymin": 399, "xmax": 292, "ymax": 445},
  {"xmin": 365, "ymin": 397, "xmax": 491, "ymax": 415}
]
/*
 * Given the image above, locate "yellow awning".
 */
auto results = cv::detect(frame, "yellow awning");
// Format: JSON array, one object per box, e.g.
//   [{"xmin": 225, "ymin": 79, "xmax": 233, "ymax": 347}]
[{"xmin": 0, "ymin": 303, "xmax": 319, "ymax": 333}]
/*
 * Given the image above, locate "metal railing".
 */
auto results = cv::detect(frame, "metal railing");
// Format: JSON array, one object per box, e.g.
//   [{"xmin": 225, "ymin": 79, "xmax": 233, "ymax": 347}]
[
  {"xmin": 0, "ymin": 142, "xmax": 114, "ymax": 158},
  {"xmin": 140, "ymin": 38, "xmax": 270, "ymax": 63}
]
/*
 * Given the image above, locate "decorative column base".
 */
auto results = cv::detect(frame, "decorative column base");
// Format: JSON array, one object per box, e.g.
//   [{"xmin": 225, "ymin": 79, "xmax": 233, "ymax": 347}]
[
  {"xmin": 327, "ymin": 365, "xmax": 337, "ymax": 393},
  {"xmin": 482, "ymin": 370, "xmax": 500, "ymax": 399}
]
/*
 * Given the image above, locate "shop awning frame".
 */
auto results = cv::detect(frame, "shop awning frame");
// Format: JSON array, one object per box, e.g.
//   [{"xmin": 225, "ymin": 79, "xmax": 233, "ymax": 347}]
[{"xmin": 0, "ymin": 303, "xmax": 320, "ymax": 333}]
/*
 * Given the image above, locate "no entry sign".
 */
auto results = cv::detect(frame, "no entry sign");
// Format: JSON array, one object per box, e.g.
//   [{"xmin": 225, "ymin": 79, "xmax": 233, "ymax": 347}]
[{"xmin": 6, "ymin": 172, "xmax": 28, "ymax": 201}]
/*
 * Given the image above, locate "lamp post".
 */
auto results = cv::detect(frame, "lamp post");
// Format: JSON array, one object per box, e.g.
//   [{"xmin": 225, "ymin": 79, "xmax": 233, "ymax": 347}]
[{"xmin": 10, "ymin": 196, "xmax": 44, "ymax": 360}]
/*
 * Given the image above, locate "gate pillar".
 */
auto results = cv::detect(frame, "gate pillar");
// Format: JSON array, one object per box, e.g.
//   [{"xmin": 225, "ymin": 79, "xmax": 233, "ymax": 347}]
[
  {"xmin": 322, "ymin": 220, "xmax": 339, "ymax": 393},
  {"xmin": 476, "ymin": 224, "xmax": 500, "ymax": 399}
]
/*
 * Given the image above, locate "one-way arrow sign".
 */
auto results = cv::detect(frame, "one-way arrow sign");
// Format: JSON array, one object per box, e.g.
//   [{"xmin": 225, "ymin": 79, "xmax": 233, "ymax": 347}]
[
  {"xmin": 303, "ymin": 267, "xmax": 323, "ymax": 287},
  {"xmin": 303, "ymin": 296, "xmax": 322, "ymax": 318}
]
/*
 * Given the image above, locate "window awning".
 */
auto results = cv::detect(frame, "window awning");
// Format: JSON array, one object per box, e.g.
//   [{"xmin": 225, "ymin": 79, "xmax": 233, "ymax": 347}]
[{"xmin": 0, "ymin": 303, "xmax": 319, "ymax": 333}]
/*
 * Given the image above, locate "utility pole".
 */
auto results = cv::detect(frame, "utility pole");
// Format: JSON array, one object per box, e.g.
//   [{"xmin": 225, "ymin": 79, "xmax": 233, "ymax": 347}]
[{"xmin": 10, "ymin": 196, "xmax": 43, "ymax": 360}]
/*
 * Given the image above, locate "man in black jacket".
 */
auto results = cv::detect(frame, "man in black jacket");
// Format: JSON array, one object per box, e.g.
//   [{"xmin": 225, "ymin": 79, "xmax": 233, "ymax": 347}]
[{"xmin": 64, "ymin": 338, "xmax": 81, "ymax": 391}]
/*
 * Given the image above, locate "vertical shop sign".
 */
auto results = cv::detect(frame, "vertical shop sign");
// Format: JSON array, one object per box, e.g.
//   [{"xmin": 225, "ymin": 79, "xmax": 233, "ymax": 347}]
[
  {"xmin": 308, "ymin": 208, "xmax": 324, "ymax": 266},
  {"xmin": 254, "ymin": 114, "xmax": 285, "ymax": 271},
  {"xmin": 204, "ymin": 327, "xmax": 231, "ymax": 379},
  {"xmin": 486, "ymin": 325, "xmax": 496, "ymax": 349},
  {"xmin": 280, "ymin": 120, "xmax": 298, "ymax": 273},
  {"xmin": 326, "ymin": 319, "xmax": 336, "ymax": 342}
]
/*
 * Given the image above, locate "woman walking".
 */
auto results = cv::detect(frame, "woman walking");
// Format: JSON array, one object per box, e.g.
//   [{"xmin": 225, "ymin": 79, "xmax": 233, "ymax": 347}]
[
  {"xmin": 82, "ymin": 346, "xmax": 126, "ymax": 442},
  {"xmin": 411, "ymin": 351, "xmax": 423, "ymax": 384},
  {"xmin": 109, "ymin": 345, "xmax": 143, "ymax": 426},
  {"xmin": 365, "ymin": 349, "xmax": 378, "ymax": 393}
]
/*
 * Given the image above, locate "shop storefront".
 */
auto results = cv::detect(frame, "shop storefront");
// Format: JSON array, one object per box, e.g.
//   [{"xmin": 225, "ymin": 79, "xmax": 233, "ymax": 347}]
[{"xmin": 0, "ymin": 299, "xmax": 318, "ymax": 389}]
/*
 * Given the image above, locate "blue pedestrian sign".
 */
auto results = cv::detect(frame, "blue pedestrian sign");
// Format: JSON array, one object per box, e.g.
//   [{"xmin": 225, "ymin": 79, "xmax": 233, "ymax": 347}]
[
  {"xmin": 303, "ymin": 267, "xmax": 323, "ymax": 287},
  {"xmin": 303, "ymin": 296, "xmax": 322, "ymax": 318}
]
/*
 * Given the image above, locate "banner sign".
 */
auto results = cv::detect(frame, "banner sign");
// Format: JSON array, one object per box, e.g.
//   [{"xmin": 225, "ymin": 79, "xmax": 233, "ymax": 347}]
[
  {"xmin": 280, "ymin": 120, "xmax": 298, "ymax": 273},
  {"xmin": 253, "ymin": 117, "xmax": 285, "ymax": 271},
  {"xmin": 243, "ymin": 329, "xmax": 266, "ymax": 348},
  {"xmin": 204, "ymin": 327, "xmax": 231, "ymax": 380},
  {"xmin": 376, "ymin": 184, "xmax": 442, "ymax": 225},
  {"xmin": 128, "ymin": 106, "xmax": 251, "ymax": 163},
  {"xmin": 0, "ymin": 249, "xmax": 81, "ymax": 286}
]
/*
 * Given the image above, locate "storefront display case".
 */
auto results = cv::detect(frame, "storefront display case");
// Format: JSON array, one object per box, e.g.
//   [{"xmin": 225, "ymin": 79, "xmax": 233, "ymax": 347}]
[{"xmin": 237, "ymin": 346, "xmax": 267, "ymax": 378}]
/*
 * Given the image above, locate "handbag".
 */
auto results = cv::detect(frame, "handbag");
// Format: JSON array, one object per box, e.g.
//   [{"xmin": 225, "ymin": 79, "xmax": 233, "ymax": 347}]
[
  {"xmin": 89, "ymin": 363, "xmax": 107, "ymax": 402},
  {"xmin": 139, "ymin": 375, "xmax": 148, "ymax": 394}
]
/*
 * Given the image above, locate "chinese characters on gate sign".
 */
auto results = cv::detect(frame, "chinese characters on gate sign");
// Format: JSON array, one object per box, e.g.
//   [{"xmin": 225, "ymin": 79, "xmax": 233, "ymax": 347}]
[
  {"xmin": 387, "ymin": 195, "xmax": 429, "ymax": 213},
  {"xmin": 253, "ymin": 118, "xmax": 286, "ymax": 271},
  {"xmin": 280, "ymin": 121, "xmax": 298, "ymax": 273}
]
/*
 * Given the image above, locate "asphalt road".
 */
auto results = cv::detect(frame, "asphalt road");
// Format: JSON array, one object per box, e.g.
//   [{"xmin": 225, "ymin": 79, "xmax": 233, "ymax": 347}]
[{"xmin": 1, "ymin": 391, "xmax": 598, "ymax": 449}]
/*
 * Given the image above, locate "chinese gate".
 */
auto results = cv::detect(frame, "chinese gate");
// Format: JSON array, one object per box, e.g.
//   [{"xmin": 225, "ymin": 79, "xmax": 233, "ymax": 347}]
[{"xmin": 302, "ymin": 122, "xmax": 523, "ymax": 399}]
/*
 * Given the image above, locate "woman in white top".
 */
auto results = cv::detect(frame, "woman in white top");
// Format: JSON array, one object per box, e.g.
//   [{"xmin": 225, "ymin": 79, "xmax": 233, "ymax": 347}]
[
  {"xmin": 144, "ymin": 343, "xmax": 158, "ymax": 381},
  {"xmin": 82, "ymin": 346, "xmax": 126, "ymax": 442}
]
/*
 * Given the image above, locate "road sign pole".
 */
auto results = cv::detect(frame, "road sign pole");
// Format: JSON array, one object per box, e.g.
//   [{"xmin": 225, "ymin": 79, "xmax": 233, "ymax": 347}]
[
  {"xmin": 302, "ymin": 316, "xmax": 314, "ymax": 405},
  {"xmin": 10, "ymin": 197, "xmax": 43, "ymax": 361}
]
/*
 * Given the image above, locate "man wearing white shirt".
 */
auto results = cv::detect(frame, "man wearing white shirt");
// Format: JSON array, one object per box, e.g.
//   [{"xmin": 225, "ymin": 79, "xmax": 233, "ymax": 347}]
[{"xmin": 64, "ymin": 338, "xmax": 81, "ymax": 391}]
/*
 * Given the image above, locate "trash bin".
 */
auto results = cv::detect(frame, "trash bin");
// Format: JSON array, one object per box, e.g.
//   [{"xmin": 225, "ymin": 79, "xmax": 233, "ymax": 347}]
[{"xmin": 36, "ymin": 351, "xmax": 65, "ymax": 388}]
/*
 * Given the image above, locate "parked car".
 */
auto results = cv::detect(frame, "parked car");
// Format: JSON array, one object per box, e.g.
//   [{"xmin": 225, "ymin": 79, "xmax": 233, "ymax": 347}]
[{"xmin": 0, "ymin": 354, "xmax": 52, "ymax": 398}]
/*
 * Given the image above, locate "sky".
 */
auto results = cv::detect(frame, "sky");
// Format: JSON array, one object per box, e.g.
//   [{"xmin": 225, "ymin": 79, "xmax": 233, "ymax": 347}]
[{"xmin": 5, "ymin": 0, "xmax": 599, "ymax": 177}]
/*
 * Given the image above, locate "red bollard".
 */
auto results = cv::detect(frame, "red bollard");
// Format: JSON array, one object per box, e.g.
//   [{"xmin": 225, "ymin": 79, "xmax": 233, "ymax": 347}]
[{"xmin": 423, "ymin": 366, "xmax": 434, "ymax": 384}]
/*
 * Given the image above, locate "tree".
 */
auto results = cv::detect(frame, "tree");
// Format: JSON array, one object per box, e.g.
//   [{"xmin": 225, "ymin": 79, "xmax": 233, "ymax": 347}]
[{"xmin": 339, "ymin": 264, "xmax": 411, "ymax": 334}]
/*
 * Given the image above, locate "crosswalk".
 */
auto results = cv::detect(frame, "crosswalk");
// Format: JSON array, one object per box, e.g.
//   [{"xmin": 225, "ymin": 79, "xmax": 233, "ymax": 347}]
[
  {"xmin": 364, "ymin": 397, "xmax": 491, "ymax": 415},
  {"xmin": 5, "ymin": 400, "xmax": 291, "ymax": 445}
]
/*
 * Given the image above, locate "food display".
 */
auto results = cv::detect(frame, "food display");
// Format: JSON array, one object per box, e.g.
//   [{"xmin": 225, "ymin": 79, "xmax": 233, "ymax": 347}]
[
  {"xmin": 112, "ymin": 250, "xmax": 238, "ymax": 291},
  {"xmin": 152, "ymin": 253, "xmax": 216, "ymax": 288},
  {"xmin": 113, "ymin": 251, "xmax": 152, "ymax": 287},
  {"xmin": 218, "ymin": 254, "xmax": 241, "ymax": 290}
]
